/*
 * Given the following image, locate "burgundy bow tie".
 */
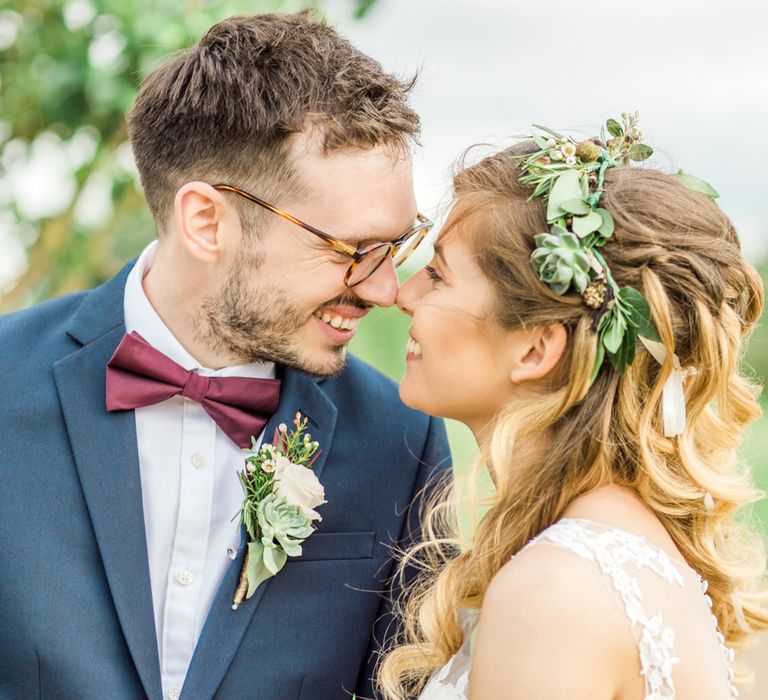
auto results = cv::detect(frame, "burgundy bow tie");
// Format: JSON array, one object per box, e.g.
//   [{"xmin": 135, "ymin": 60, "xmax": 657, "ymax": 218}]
[{"xmin": 106, "ymin": 331, "xmax": 281, "ymax": 448}]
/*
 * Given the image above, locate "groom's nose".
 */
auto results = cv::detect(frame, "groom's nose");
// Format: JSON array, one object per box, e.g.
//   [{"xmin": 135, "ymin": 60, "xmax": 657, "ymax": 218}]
[{"xmin": 351, "ymin": 257, "xmax": 399, "ymax": 308}]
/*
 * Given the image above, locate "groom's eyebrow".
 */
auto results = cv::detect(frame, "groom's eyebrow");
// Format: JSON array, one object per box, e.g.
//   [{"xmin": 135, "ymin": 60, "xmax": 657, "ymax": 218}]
[{"xmin": 341, "ymin": 215, "xmax": 418, "ymax": 248}]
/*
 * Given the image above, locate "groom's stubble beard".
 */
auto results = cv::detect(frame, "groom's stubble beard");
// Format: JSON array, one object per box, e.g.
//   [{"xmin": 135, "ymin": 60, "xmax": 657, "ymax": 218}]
[{"xmin": 196, "ymin": 250, "xmax": 351, "ymax": 377}]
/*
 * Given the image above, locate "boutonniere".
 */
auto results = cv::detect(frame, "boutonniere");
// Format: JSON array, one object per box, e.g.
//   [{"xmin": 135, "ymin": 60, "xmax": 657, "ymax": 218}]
[{"xmin": 232, "ymin": 412, "xmax": 325, "ymax": 610}]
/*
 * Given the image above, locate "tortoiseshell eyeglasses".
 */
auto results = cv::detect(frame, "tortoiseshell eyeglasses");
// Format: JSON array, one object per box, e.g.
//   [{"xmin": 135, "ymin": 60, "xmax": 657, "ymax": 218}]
[{"xmin": 213, "ymin": 183, "xmax": 433, "ymax": 287}]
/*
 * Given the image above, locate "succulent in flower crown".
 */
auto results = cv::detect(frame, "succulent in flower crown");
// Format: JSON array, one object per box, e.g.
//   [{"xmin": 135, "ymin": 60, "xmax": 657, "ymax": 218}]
[
  {"xmin": 531, "ymin": 226, "xmax": 592, "ymax": 295},
  {"xmin": 518, "ymin": 112, "xmax": 718, "ymax": 380}
]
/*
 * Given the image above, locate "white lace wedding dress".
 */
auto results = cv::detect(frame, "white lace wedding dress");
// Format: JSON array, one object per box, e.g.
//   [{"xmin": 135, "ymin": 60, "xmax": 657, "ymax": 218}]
[{"xmin": 419, "ymin": 519, "xmax": 738, "ymax": 699}]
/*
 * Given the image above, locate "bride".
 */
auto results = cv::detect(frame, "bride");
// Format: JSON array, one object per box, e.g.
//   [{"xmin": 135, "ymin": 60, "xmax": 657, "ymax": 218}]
[{"xmin": 377, "ymin": 115, "xmax": 768, "ymax": 699}]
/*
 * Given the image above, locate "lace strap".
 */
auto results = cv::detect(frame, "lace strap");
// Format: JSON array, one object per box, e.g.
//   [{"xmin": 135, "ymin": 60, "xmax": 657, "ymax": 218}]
[{"xmin": 524, "ymin": 519, "xmax": 682, "ymax": 698}]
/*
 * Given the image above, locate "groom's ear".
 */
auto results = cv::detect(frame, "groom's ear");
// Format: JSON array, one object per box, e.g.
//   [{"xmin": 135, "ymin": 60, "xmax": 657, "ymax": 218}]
[
  {"xmin": 173, "ymin": 182, "xmax": 235, "ymax": 263},
  {"xmin": 508, "ymin": 323, "xmax": 568, "ymax": 384}
]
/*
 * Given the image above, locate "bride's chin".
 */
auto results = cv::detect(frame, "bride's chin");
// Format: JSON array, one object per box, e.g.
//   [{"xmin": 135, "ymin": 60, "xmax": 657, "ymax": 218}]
[{"xmin": 398, "ymin": 374, "xmax": 423, "ymax": 411}]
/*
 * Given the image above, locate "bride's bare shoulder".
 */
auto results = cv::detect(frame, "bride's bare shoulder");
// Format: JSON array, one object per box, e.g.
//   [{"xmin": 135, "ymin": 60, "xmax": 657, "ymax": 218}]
[
  {"xmin": 467, "ymin": 533, "xmax": 636, "ymax": 699},
  {"xmin": 482, "ymin": 536, "xmax": 625, "ymax": 624}
]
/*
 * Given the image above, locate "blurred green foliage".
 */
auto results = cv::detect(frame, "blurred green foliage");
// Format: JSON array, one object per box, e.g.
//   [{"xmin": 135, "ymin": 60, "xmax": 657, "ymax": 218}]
[{"xmin": 0, "ymin": 0, "xmax": 375, "ymax": 309}]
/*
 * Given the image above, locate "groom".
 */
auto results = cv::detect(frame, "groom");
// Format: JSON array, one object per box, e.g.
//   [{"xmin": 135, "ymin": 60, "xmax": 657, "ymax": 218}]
[{"xmin": 0, "ymin": 12, "xmax": 449, "ymax": 700}]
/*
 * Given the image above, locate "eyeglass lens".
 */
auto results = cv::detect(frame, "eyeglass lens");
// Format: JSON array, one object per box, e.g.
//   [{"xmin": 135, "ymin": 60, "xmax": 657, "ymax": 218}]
[
  {"xmin": 347, "ymin": 246, "xmax": 391, "ymax": 287},
  {"xmin": 346, "ymin": 228, "xmax": 427, "ymax": 287},
  {"xmin": 392, "ymin": 228, "xmax": 427, "ymax": 266}
]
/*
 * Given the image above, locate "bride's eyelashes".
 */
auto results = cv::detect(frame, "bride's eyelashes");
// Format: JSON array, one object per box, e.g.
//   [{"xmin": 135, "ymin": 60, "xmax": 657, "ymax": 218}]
[{"xmin": 425, "ymin": 265, "xmax": 443, "ymax": 283}]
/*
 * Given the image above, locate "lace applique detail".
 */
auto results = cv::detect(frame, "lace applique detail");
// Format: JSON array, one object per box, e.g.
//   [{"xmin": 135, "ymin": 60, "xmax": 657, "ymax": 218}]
[
  {"xmin": 638, "ymin": 613, "xmax": 679, "ymax": 699},
  {"xmin": 419, "ymin": 610, "xmax": 475, "ymax": 699},
  {"xmin": 420, "ymin": 655, "xmax": 469, "ymax": 700}
]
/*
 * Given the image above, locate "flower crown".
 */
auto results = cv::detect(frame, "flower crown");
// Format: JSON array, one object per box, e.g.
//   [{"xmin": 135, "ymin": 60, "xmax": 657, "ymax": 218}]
[{"xmin": 517, "ymin": 112, "xmax": 718, "ymax": 381}]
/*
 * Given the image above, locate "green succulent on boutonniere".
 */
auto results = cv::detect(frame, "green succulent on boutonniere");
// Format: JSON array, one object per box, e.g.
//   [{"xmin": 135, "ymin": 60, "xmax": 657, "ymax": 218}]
[
  {"xmin": 244, "ymin": 493, "xmax": 315, "ymax": 596},
  {"xmin": 232, "ymin": 412, "xmax": 325, "ymax": 609}
]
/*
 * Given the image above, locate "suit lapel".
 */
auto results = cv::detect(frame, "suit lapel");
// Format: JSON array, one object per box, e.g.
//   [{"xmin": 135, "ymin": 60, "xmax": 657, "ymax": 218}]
[
  {"xmin": 180, "ymin": 367, "xmax": 338, "ymax": 700},
  {"xmin": 53, "ymin": 264, "xmax": 163, "ymax": 700}
]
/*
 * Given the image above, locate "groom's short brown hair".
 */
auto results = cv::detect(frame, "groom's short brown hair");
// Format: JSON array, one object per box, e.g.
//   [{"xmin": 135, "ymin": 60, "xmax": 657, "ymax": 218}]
[{"xmin": 128, "ymin": 10, "xmax": 420, "ymax": 231}]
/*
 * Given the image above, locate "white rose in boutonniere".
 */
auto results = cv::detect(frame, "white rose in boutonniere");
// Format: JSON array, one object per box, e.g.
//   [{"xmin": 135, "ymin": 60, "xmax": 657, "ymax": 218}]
[
  {"xmin": 273, "ymin": 454, "xmax": 325, "ymax": 521},
  {"xmin": 231, "ymin": 412, "xmax": 325, "ymax": 610}
]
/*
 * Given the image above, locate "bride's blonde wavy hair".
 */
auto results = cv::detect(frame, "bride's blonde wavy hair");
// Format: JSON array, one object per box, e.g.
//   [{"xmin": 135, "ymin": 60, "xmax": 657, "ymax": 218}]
[{"xmin": 377, "ymin": 143, "xmax": 768, "ymax": 698}]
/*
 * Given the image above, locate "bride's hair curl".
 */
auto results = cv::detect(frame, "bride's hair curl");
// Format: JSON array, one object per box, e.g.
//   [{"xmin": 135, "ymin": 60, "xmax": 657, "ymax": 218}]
[{"xmin": 377, "ymin": 143, "xmax": 768, "ymax": 698}]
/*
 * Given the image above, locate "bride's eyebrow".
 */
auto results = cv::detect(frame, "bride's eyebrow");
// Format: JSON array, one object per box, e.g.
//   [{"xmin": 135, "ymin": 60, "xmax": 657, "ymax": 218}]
[{"xmin": 433, "ymin": 243, "xmax": 450, "ymax": 269}]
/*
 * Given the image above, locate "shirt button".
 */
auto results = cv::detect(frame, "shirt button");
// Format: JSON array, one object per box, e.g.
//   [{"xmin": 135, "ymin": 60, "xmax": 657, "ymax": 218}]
[
  {"xmin": 176, "ymin": 569, "xmax": 195, "ymax": 586},
  {"xmin": 190, "ymin": 452, "xmax": 207, "ymax": 469},
  {"xmin": 168, "ymin": 689, "xmax": 181, "ymax": 700}
]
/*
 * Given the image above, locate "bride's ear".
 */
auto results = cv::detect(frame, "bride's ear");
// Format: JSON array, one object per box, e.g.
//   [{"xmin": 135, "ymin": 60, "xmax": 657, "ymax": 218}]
[{"xmin": 508, "ymin": 323, "xmax": 568, "ymax": 384}]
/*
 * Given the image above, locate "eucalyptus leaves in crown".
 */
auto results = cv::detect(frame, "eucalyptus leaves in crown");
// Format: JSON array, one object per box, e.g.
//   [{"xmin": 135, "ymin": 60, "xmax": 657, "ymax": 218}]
[{"xmin": 518, "ymin": 112, "xmax": 717, "ymax": 381}]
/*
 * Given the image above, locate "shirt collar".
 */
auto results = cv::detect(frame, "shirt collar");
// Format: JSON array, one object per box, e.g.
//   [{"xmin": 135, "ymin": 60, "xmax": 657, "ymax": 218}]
[{"xmin": 123, "ymin": 241, "xmax": 276, "ymax": 380}]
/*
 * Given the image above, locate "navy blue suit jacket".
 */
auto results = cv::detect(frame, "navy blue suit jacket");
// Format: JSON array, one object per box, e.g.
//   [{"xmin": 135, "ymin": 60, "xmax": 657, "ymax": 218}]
[{"xmin": 0, "ymin": 263, "xmax": 451, "ymax": 700}]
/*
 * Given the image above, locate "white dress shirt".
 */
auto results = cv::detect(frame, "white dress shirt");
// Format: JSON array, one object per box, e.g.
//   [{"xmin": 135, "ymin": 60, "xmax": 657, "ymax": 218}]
[{"xmin": 124, "ymin": 241, "xmax": 276, "ymax": 700}]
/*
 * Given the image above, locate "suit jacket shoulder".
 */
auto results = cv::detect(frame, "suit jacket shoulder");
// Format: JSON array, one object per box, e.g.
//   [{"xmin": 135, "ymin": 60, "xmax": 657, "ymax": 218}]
[
  {"xmin": 0, "ymin": 261, "xmax": 131, "ymax": 369},
  {"xmin": 0, "ymin": 290, "xmax": 88, "ymax": 360}
]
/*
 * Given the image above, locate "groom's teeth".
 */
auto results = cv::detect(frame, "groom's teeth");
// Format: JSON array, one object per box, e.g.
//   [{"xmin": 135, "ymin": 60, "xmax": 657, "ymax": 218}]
[{"xmin": 314, "ymin": 311, "xmax": 361, "ymax": 332}]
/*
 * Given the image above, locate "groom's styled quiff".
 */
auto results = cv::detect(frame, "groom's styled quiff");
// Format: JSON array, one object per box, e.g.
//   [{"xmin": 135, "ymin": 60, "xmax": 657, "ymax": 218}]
[{"xmin": 128, "ymin": 11, "xmax": 420, "ymax": 231}]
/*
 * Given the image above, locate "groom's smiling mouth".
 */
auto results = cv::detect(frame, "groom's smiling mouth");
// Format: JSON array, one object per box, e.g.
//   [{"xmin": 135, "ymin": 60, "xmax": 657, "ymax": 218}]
[{"xmin": 312, "ymin": 305, "xmax": 369, "ymax": 343}]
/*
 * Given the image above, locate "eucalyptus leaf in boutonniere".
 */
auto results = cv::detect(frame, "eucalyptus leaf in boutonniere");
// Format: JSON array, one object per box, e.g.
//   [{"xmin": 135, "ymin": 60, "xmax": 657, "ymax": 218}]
[{"xmin": 231, "ymin": 412, "xmax": 325, "ymax": 610}]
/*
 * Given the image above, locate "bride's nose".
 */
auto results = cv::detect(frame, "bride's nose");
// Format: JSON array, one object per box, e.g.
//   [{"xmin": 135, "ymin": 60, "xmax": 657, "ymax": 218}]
[{"xmin": 396, "ymin": 270, "xmax": 428, "ymax": 317}]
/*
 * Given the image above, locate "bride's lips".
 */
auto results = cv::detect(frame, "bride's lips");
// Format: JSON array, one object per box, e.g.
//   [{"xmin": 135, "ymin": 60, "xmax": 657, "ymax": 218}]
[{"xmin": 313, "ymin": 305, "xmax": 370, "ymax": 344}]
